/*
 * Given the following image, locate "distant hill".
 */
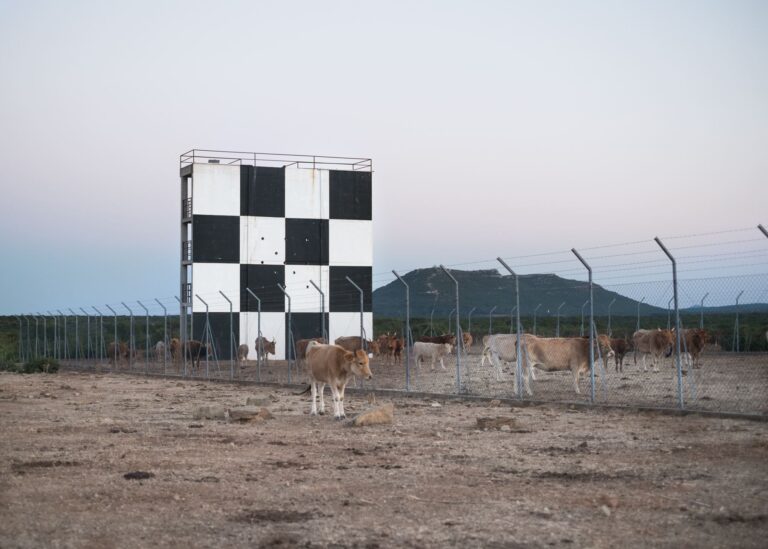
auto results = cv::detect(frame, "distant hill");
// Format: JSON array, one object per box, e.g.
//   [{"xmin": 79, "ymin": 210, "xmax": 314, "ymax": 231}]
[{"xmin": 373, "ymin": 267, "xmax": 665, "ymax": 318}]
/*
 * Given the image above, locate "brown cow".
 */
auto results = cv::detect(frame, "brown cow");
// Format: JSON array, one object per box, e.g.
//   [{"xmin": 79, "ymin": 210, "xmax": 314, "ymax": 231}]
[
  {"xmin": 522, "ymin": 335, "xmax": 615, "ymax": 396},
  {"xmin": 334, "ymin": 336, "xmax": 380, "ymax": 356},
  {"xmin": 254, "ymin": 336, "xmax": 276, "ymax": 363},
  {"xmin": 185, "ymin": 340, "xmax": 212, "ymax": 370},
  {"xmin": 610, "ymin": 337, "xmax": 631, "ymax": 373},
  {"xmin": 170, "ymin": 338, "xmax": 181, "ymax": 363},
  {"xmin": 305, "ymin": 341, "xmax": 372, "ymax": 419},
  {"xmin": 462, "ymin": 332, "xmax": 473, "ymax": 350},
  {"xmin": 237, "ymin": 344, "xmax": 249, "ymax": 365},
  {"xmin": 389, "ymin": 336, "xmax": 404, "ymax": 365},
  {"xmin": 107, "ymin": 341, "xmax": 129, "ymax": 366},
  {"xmin": 418, "ymin": 334, "xmax": 457, "ymax": 348},
  {"xmin": 296, "ymin": 337, "xmax": 326, "ymax": 364},
  {"xmin": 676, "ymin": 328, "xmax": 709, "ymax": 369},
  {"xmin": 632, "ymin": 329, "xmax": 674, "ymax": 372}
]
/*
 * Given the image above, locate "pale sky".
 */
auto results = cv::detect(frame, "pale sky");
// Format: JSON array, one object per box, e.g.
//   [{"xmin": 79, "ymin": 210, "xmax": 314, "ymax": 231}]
[{"xmin": 1, "ymin": 0, "xmax": 767, "ymax": 313}]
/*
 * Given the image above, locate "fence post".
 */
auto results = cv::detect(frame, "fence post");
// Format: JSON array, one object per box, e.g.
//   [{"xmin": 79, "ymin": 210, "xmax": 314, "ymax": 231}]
[
  {"xmin": 174, "ymin": 296, "xmax": 187, "ymax": 377},
  {"xmin": 556, "ymin": 302, "xmax": 565, "ymax": 337},
  {"xmin": 392, "ymin": 270, "xmax": 411, "ymax": 392},
  {"xmin": 79, "ymin": 307, "xmax": 91, "ymax": 361},
  {"xmin": 277, "ymin": 284, "xmax": 294, "ymax": 383},
  {"xmin": 194, "ymin": 294, "xmax": 213, "ymax": 378},
  {"xmin": 467, "ymin": 307, "xmax": 476, "ymax": 335},
  {"xmin": 509, "ymin": 306, "xmax": 518, "ymax": 334},
  {"xmin": 448, "ymin": 308, "xmax": 455, "ymax": 334},
  {"xmin": 13, "ymin": 316, "xmax": 22, "ymax": 362},
  {"xmin": 245, "ymin": 288, "xmax": 262, "ymax": 382},
  {"xmin": 488, "ymin": 305, "xmax": 497, "ymax": 336},
  {"xmin": 47, "ymin": 312, "xmax": 57, "ymax": 360},
  {"xmin": 345, "ymin": 276, "xmax": 366, "ymax": 350},
  {"xmin": 733, "ymin": 290, "xmax": 744, "ymax": 353},
  {"xmin": 579, "ymin": 300, "xmax": 588, "ymax": 337},
  {"xmin": 34, "ymin": 314, "xmax": 40, "ymax": 358},
  {"xmin": 121, "ymin": 303, "xmax": 134, "ymax": 369},
  {"xmin": 40, "ymin": 313, "xmax": 47, "ymax": 358},
  {"xmin": 572, "ymin": 249, "xmax": 595, "ymax": 403},
  {"xmin": 666, "ymin": 297, "xmax": 674, "ymax": 330},
  {"xmin": 105, "ymin": 305, "xmax": 118, "ymax": 368},
  {"xmin": 137, "ymin": 301, "xmax": 149, "ymax": 374},
  {"xmin": 430, "ymin": 294, "xmax": 438, "ymax": 337},
  {"xmin": 309, "ymin": 280, "xmax": 327, "ymax": 342},
  {"xmin": 497, "ymin": 258, "xmax": 524, "ymax": 399},
  {"xmin": 439, "ymin": 266, "xmax": 461, "ymax": 394},
  {"xmin": 636, "ymin": 297, "xmax": 645, "ymax": 332},
  {"xmin": 154, "ymin": 298, "xmax": 168, "ymax": 374},
  {"xmin": 91, "ymin": 307, "xmax": 103, "ymax": 363},
  {"xmin": 533, "ymin": 304, "xmax": 542, "ymax": 336},
  {"xmin": 654, "ymin": 237, "xmax": 684, "ymax": 410},
  {"xmin": 218, "ymin": 291, "xmax": 235, "ymax": 381},
  {"xmin": 24, "ymin": 316, "xmax": 31, "ymax": 361},
  {"xmin": 607, "ymin": 298, "xmax": 616, "ymax": 337},
  {"xmin": 758, "ymin": 224, "xmax": 768, "ymax": 238},
  {"xmin": 67, "ymin": 309, "xmax": 80, "ymax": 361},
  {"xmin": 699, "ymin": 293, "xmax": 708, "ymax": 330}
]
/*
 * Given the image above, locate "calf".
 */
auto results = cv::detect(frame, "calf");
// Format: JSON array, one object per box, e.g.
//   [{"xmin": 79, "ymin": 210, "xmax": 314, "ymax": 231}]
[
  {"xmin": 632, "ymin": 329, "xmax": 674, "ymax": 372},
  {"xmin": 169, "ymin": 338, "xmax": 181, "ymax": 363},
  {"xmin": 413, "ymin": 342, "xmax": 453, "ymax": 371},
  {"xmin": 462, "ymin": 332, "xmax": 473, "ymax": 350},
  {"xmin": 237, "ymin": 344, "xmax": 249, "ymax": 365},
  {"xmin": 254, "ymin": 336, "xmax": 276, "ymax": 363},
  {"xmin": 610, "ymin": 337, "xmax": 631, "ymax": 373},
  {"xmin": 677, "ymin": 328, "xmax": 708, "ymax": 369},
  {"xmin": 155, "ymin": 341, "xmax": 166, "ymax": 363},
  {"xmin": 305, "ymin": 341, "xmax": 372, "ymax": 419}
]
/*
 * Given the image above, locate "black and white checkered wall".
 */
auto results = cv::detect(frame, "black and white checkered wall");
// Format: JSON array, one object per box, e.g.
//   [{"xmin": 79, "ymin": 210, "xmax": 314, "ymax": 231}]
[{"xmin": 189, "ymin": 163, "xmax": 372, "ymax": 360}]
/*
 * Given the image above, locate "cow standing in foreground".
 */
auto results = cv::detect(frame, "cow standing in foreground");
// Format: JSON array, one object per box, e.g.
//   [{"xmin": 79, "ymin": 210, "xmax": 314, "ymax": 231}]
[
  {"xmin": 413, "ymin": 342, "xmax": 453, "ymax": 371},
  {"xmin": 632, "ymin": 329, "xmax": 674, "ymax": 372},
  {"xmin": 305, "ymin": 341, "xmax": 372, "ymax": 419}
]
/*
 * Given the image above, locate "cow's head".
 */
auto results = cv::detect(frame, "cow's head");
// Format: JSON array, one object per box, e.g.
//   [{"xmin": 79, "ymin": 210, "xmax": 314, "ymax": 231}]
[
  {"xmin": 445, "ymin": 334, "xmax": 457, "ymax": 346},
  {"xmin": 369, "ymin": 341, "xmax": 381, "ymax": 355},
  {"xmin": 597, "ymin": 335, "xmax": 615, "ymax": 358},
  {"xmin": 266, "ymin": 338, "xmax": 276, "ymax": 355},
  {"xmin": 345, "ymin": 349, "xmax": 372, "ymax": 379}
]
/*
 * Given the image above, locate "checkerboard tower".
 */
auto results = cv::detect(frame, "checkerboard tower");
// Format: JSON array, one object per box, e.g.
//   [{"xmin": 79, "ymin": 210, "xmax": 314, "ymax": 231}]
[{"xmin": 179, "ymin": 151, "xmax": 373, "ymax": 360}]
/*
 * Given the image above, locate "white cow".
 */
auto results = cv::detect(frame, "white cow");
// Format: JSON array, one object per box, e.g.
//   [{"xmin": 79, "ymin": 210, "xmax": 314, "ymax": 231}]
[
  {"xmin": 480, "ymin": 334, "xmax": 536, "ymax": 389},
  {"xmin": 413, "ymin": 342, "xmax": 453, "ymax": 371}
]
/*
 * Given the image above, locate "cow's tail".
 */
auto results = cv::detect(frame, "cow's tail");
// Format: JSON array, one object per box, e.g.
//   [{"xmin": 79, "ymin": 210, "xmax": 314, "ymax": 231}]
[{"xmin": 295, "ymin": 384, "xmax": 312, "ymax": 396}]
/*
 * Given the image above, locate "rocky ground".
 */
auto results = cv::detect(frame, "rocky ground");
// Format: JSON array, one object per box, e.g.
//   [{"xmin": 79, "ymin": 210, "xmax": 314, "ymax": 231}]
[{"xmin": 1, "ymin": 370, "xmax": 767, "ymax": 548}]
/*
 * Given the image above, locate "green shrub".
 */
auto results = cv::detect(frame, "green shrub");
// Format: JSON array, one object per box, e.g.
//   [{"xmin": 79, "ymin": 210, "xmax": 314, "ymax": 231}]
[{"xmin": 21, "ymin": 358, "xmax": 60, "ymax": 374}]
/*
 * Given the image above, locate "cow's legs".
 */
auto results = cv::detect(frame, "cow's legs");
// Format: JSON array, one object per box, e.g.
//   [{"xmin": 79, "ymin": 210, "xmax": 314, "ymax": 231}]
[
  {"xmin": 339, "ymin": 384, "xmax": 347, "ymax": 418},
  {"xmin": 572, "ymin": 367, "xmax": 582, "ymax": 395},
  {"xmin": 439, "ymin": 356, "xmax": 446, "ymax": 370},
  {"xmin": 317, "ymin": 383, "xmax": 326, "ymax": 414},
  {"xmin": 490, "ymin": 352, "xmax": 503, "ymax": 381},
  {"xmin": 310, "ymin": 382, "xmax": 318, "ymax": 416},
  {"xmin": 330, "ymin": 385, "xmax": 341, "ymax": 419},
  {"xmin": 652, "ymin": 354, "xmax": 659, "ymax": 373},
  {"xmin": 522, "ymin": 363, "xmax": 533, "ymax": 396}
]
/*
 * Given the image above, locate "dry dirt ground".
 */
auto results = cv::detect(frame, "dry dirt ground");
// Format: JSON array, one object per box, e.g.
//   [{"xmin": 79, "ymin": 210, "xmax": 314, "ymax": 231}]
[{"xmin": 1, "ymin": 371, "xmax": 767, "ymax": 548}]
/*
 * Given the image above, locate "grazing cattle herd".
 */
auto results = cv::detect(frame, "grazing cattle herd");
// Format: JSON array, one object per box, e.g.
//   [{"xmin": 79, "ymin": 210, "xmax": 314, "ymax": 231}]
[{"xmin": 97, "ymin": 325, "xmax": 723, "ymax": 415}]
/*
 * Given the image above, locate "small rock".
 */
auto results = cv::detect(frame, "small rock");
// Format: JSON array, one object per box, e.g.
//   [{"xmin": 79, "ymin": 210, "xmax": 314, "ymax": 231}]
[
  {"xmin": 488, "ymin": 399, "xmax": 501, "ymax": 407},
  {"xmin": 245, "ymin": 397, "xmax": 270, "ymax": 407},
  {"xmin": 500, "ymin": 425, "xmax": 511, "ymax": 432},
  {"xmin": 352, "ymin": 403, "xmax": 395, "ymax": 427},
  {"xmin": 124, "ymin": 471, "xmax": 154, "ymax": 480},
  {"xmin": 600, "ymin": 505, "xmax": 611, "ymax": 517},
  {"xmin": 192, "ymin": 405, "xmax": 228, "ymax": 420},
  {"xmin": 228, "ymin": 406, "xmax": 274, "ymax": 422},
  {"xmin": 430, "ymin": 402, "xmax": 442, "ymax": 408},
  {"xmin": 476, "ymin": 417, "xmax": 519, "ymax": 431},
  {"xmin": 598, "ymin": 494, "xmax": 619, "ymax": 509}
]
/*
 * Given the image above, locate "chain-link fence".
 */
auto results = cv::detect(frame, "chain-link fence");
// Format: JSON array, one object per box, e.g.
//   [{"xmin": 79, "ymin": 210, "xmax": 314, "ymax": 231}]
[{"xmin": 5, "ymin": 226, "xmax": 767, "ymax": 417}]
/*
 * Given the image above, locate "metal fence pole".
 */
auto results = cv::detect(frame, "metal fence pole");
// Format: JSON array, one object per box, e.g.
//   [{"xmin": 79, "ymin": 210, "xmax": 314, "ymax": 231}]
[
  {"xmin": 34, "ymin": 315, "xmax": 39, "ymax": 358},
  {"xmin": 154, "ymin": 298, "xmax": 168, "ymax": 374},
  {"xmin": 277, "ymin": 284, "xmax": 293, "ymax": 382},
  {"xmin": 218, "ymin": 291, "xmax": 235, "ymax": 381},
  {"xmin": 47, "ymin": 312, "xmax": 57, "ymax": 360},
  {"xmin": 448, "ymin": 308, "xmax": 456, "ymax": 334},
  {"xmin": 734, "ymin": 290, "xmax": 744, "ymax": 353},
  {"xmin": 40, "ymin": 313, "xmax": 47, "ymax": 358},
  {"xmin": 556, "ymin": 302, "xmax": 565, "ymax": 337},
  {"xmin": 137, "ymin": 301, "xmax": 149, "ymax": 374},
  {"xmin": 24, "ymin": 316, "xmax": 31, "ymax": 360},
  {"xmin": 79, "ymin": 308, "xmax": 91, "ymax": 360},
  {"xmin": 699, "ymin": 293, "xmax": 709, "ymax": 330},
  {"xmin": 121, "ymin": 302, "xmax": 134, "ymax": 369},
  {"xmin": 636, "ymin": 297, "xmax": 645, "ymax": 332},
  {"xmin": 429, "ymin": 294, "xmax": 438, "ymax": 337},
  {"xmin": 758, "ymin": 224, "xmax": 768, "ymax": 239},
  {"xmin": 105, "ymin": 305, "xmax": 118, "ymax": 368},
  {"xmin": 666, "ymin": 296, "xmax": 674, "ymax": 330},
  {"xmin": 14, "ymin": 315, "xmax": 22, "ymax": 362},
  {"xmin": 392, "ymin": 271, "xmax": 411, "ymax": 392},
  {"xmin": 497, "ymin": 258, "xmax": 524, "ymax": 399},
  {"xmin": 57, "ymin": 310, "xmax": 68, "ymax": 360},
  {"xmin": 580, "ymin": 300, "xmax": 588, "ymax": 337},
  {"xmin": 245, "ymin": 288, "xmax": 262, "ymax": 382},
  {"xmin": 194, "ymin": 294, "xmax": 212, "ymax": 378},
  {"xmin": 309, "ymin": 280, "xmax": 326, "ymax": 341},
  {"xmin": 654, "ymin": 237, "xmax": 684, "ymax": 410},
  {"xmin": 533, "ymin": 304, "xmax": 542, "ymax": 336},
  {"xmin": 572, "ymin": 249, "xmax": 595, "ymax": 403},
  {"xmin": 467, "ymin": 306, "xmax": 476, "ymax": 335},
  {"xmin": 509, "ymin": 306, "xmax": 518, "ymax": 334},
  {"xmin": 345, "ymin": 276, "xmax": 366, "ymax": 350},
  {"xmin": 92, "ymin": 307, "xmax": 104, "ymax": 363},
  {"xmin": 607, "ymin": 298, "xmax": 616, "ymax": 337},
  {"xmin": 439, "ymin": 265, "xmax": 461, "ymax": 394},
  {"xmin": 174, "ymin": 296, "xmax": 187, "ymax": 377},
  {"xmin": 488, "ymin": 305, "xmax": 497, "ymax": 336}
]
